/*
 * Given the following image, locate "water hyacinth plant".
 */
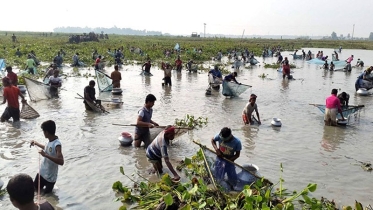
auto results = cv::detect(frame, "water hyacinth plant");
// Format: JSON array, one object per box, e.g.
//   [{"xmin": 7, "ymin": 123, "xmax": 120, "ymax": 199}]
[{"xmin": 112, "ymin": 150, "xmax": 370, "ymax": 210}]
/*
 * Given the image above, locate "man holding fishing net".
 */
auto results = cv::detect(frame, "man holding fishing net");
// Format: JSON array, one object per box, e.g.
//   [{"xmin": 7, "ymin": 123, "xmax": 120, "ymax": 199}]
[
  {"xmin": 1, "ymin": 77, "xmax": 26, "ymax": 123},
  {"xmin": 146, "ymin": 125, "xmax": 180, "ymax": 182},
  {"xmin": 211, "ymin": 127, "xmax": 242, "ymax": 186},
  {"xmin": 134, "ymin": 94, "xmax": 159, "ymax": 148}
]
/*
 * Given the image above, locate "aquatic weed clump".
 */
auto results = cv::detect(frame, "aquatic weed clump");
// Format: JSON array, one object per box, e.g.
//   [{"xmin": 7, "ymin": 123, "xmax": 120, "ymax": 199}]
[{"xmin": 112, "ymin": 150, "xmax": 371, "ymax": 210}]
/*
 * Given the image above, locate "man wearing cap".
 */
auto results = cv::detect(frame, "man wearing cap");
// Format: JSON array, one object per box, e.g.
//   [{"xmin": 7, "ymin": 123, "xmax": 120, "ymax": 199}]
[
  {"xmin": 1, "ymin": 77, "xmax": 26, "ymax": 122},
  {"xmin": 146, "ymin": 125, "xmax": 180, "ymax": 182},
  {"xmin": 6, "ymin": 66, "xmax": 18, "ymax": 86},
  {"xmin": 134, "ymin": 94, "xmax": 159, "ymax": 148},
  {"xmin": 211, "ymin": 127, "xmax": 242, "ymax": 185},
  {"xmin": 242, "ymin": 94, "xmax": 261, "ymax": 125}
]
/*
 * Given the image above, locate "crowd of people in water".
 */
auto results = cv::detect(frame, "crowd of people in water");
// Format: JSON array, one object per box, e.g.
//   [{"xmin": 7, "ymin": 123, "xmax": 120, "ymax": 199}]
[{"xmin": 2, "ymin": 41, "xmax": 373, "ymax": 209}]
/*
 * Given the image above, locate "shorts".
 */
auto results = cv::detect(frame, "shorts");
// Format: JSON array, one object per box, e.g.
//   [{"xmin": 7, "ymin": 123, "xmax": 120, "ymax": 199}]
[
  {"xmin": 135, "ymin": 130, "xmax": 151, "ymax": 148},
  {"xmin": 164, "ymin": 77, "xmax": 172, "ymax": 86},
  {"xmin": 1, "ymin": 107, "xmax": 20, "ymax": 122},
  {"xmin": 34, "ymin": 173, "xmax": 56, "ymax": 194},
  {"xmin": 146, "ymin": 149, "xmax": 162, "ymax": 163},
  {"xmin": 324, "ymin": 108, "xmax": 337, "ymax": 123},
  {"xmin": 28, "ymin": 67, "xmax": 35, "ymax": 74},
  {"xmin": 242, "ymin": 114, "xmax": 248, "ymax": 124}
]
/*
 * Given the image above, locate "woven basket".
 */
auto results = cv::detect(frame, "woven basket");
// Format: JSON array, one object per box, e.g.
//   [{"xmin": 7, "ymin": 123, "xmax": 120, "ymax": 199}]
[{"xmin": 20, "ymin": 103, "xmax": 40, "ymax": 119}]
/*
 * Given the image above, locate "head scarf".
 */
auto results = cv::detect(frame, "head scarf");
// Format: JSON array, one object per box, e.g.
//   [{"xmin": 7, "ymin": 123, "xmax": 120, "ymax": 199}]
[{"xmin": 165, "ymin": 126, "xmax": 175, "ymax": 134}]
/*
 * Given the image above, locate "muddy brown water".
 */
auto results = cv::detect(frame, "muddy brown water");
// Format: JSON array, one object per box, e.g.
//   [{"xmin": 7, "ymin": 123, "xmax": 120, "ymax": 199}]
[{"xmin": 1, "ymin": 48, "xmax": 373, "ymax": 209}]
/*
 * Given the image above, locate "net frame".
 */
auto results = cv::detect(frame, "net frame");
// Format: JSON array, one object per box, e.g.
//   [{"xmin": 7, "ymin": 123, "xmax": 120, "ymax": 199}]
[
  {"xmin": 20, "ymin": 102, "xmax": 40, "ymax": 119},
  {"xmin": 95, "ymin": 70, "xmax": 112, "ymax": 92},
  {"xmin": 24, "ymin": 77, "xmax": 51, "ymax": 101}
]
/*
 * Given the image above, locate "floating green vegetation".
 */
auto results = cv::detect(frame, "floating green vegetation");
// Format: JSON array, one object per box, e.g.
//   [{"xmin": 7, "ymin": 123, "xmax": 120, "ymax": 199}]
[
  {"xmin": 3, "ymin": 32, "xmax": 373, "ymax": 69},
  {"xmin": 0, "ymin": 189, "xmax": 6, "ymax": 196},
  {"xmin": 112, "ymin": 149, "xmax": 371, "ymax": 210},
  {"xmin": 258, "ymin": 73, "xmax": 269, "ymax": 79},
  {"xmin": 174, "ymin": 114, "xmax": 208, "ymax": 128},
  {"xmin": 264, "ymin": 63, "xmax": 297, "ymax": 69}
]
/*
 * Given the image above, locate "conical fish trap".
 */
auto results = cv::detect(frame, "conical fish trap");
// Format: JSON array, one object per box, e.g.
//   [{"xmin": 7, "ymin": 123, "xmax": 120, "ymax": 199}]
[{"xmin": 20, "ymin": 103, "xmax": 40, "ymax": 119}]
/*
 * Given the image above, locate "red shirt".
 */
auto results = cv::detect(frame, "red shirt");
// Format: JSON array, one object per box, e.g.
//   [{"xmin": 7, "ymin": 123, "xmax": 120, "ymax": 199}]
[
  {"xmin": 3, "ymin": 85, "xmax": 21, "ymax": 109},
  {"xmin": 7, "ymin": 72, "xmax": 18, "ymax": 86},
  {"xmin": 282, "ymin": 64, "xmax": 290, "ymax": 74},
  {"xmin": 175, "ymin": 59, "xmax": 182, "ymax": 66},
  {"xmin": 95, "ymin": 58, "xmax": 101, "ymax": 65}
]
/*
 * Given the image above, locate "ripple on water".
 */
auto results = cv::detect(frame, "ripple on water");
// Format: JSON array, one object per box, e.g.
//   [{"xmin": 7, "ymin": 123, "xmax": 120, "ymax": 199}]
[{"xmin": 1, "ymin": 50, "xmax": 373, "ymax": 208}]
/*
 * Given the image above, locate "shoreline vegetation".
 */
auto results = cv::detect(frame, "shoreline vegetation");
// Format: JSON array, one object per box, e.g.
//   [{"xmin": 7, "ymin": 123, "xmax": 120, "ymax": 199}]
[
  {"xmin": 1, "ymin": 32, "xmax": 372, "ymax": 209},
  {"xmin": 1, "ymin": 31, "xmax": 373, "ymax": 68}
]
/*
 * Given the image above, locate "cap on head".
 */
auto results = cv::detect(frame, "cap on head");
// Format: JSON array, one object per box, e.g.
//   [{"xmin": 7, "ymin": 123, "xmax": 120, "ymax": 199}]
[
  {"xmin": 219, "ymin": 127, "xmax": 233, "ymax": 141},
  {"xmin": 164, "ymin": 125, "xmax": 175, "ymax": 134}
]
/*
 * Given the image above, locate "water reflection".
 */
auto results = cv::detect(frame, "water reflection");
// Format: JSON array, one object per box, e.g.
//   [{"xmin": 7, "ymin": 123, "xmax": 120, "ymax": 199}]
[
  {"xmin": 281, "ymin": 79, "xmax": 289, "ymax": 90},
  {"xmin": 321, "ymin": 126, "xmax": 347, "ymax": 152},
  {"xmin": 142, "ymin": 75, "xmax": 151, "ymax": 86},
  {"xmin": 241, "ymin": 125, "xmax": 258, "ymax": 150}
]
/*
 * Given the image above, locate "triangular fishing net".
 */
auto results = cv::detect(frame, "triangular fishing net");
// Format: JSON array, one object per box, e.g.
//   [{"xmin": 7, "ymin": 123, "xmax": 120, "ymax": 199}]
[
  {"xmin": 313, "ymin": 104, "xmax": 364, "ymax": 119},
  {"xmin": 85, "ymin": 99, "xmax": 107, "ymax": 113},
  {"xmin": 20, "ymin": 102, "xmax": 40, "ymax": 119},
  {"xmin": 198, "ymin": 146, "xmax": 261, "ymax": 192},
  {"xmin": 222, "ymin": 81, "xmax": 249, "ymax": 97},
  {"xmin": 24, "ymin": 77, "xmax": 51, "ymax": 101},
  {"xmin": 95, "ymin": 70, "xmax": 112, "ymax": 92}
]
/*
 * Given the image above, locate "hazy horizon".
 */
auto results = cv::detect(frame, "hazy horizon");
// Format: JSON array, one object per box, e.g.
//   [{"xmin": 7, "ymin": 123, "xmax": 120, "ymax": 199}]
[{"xmin": 2, "ymin": 0, "xmax": 372, "ymax": 38}]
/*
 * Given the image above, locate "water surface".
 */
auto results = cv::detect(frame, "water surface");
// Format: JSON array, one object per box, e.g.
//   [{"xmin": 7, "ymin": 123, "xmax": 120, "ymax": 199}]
[{"xmin": 0, "ymin": 48, "xmax": 372, "ymax": 209}]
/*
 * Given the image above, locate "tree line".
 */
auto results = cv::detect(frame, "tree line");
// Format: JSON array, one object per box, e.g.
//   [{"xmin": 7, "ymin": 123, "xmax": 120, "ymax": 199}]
[{"xmin": 53, "ymin": 26, "xmax": 163, "ymax": 36}]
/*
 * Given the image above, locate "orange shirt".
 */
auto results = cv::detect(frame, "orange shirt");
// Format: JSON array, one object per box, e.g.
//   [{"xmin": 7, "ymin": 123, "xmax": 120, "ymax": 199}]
[{"xmin": 3, "ymin": 85, "xmax": 21, "ymax": 109}]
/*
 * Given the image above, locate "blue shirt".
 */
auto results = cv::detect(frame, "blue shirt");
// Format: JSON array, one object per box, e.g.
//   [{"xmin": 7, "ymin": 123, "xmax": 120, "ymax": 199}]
[
  {"xmin": 224, "ymin": 74, "xmax": 238, "ymax": 83},
  {"xmin": 135, "ymin": 106, "xmax": 153, "ymax": 134},
  {"xmin": 209, "ymin": 69, "xmax": 222, "ymax": 79},
  {"xmin": 213, "ymin": 133, "xmax": 242, "ymax": 159}
]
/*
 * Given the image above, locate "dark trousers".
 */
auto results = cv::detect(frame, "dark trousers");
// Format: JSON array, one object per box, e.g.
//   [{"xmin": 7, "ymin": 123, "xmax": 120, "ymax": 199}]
[
  {"xmin": 34, "ymin": 173, "xmax": 56, "ymax": 194},
  {"xmin": 164, "ymin": 77, "xmax": 172, "ymax": 86},
  {"xmin": 1, "ymin": 107, "xmax": 20, "ymax": 122}
]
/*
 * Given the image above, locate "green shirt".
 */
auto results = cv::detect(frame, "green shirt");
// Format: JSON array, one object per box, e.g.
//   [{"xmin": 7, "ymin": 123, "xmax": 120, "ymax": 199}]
[{"xmin": 26, "ymin": 58, "xmax": 35, "ymax": 68}]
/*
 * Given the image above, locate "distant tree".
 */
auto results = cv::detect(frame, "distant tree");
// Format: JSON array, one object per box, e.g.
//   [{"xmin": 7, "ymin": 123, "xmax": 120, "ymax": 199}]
[
  {"xmin": 331, "ymin": 31, "xmax": 338, "ymax": 40},
  {"xmin": 369, "ymin": 32, "xmax": 373, "ymax": 40}
]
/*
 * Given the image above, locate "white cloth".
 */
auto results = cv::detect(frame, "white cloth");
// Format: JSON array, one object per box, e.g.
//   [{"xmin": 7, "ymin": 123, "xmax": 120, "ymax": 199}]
[
  {"xmin": 242, "ymin": 103, "xmax": 257, "ymax": 117},
  {"xmin": 324, "ymin": 108, "xmax": 337, "ymax": 123},
  {"xmin": 48, "ymin": 76, "xmax": 62, "ymax": 85},
  {"xmin": 40, "ymin": 138, "xmax": 61, "ymax": 182}
]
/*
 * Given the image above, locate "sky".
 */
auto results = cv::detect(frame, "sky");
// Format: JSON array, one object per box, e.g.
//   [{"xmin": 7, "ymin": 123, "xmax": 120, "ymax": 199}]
[{"xmin": 1, "ymin": 0, "xmax": 372, "ymax": 37}]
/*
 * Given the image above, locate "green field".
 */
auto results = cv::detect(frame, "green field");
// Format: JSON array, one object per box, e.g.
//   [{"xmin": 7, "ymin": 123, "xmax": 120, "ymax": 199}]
[{"xmin": 1, "ymin": 31, "xmax": 372, "ymax": 68}]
